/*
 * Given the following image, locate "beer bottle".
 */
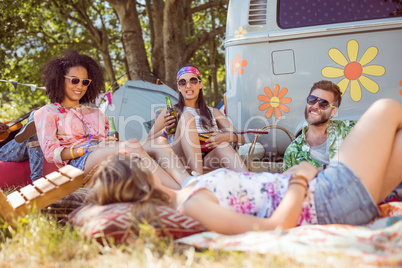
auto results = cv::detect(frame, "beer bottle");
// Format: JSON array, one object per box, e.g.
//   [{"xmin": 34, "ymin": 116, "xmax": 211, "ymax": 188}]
[
  {"xmin": 165, "ymin": 96, "xmax": 178, "ymax": 134},
  {"xmin": 108, "ymin": 116, "xmax": 119, "ymax": 141}
]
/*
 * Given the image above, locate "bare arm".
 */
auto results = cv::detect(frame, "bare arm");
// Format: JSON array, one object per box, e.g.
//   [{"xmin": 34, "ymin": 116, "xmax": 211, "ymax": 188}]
[
  {"xmin": 182, "ymin": 162, "xmax": 318, "ymax": 235},
  {"xmin": 182, "ymin": 185, "xmax": 306, "ymax": 234},
  {"xmin": 60, "ymin": 136, "xmax": 118, "ymax": 161},
  {"xmin": 146, "ymin": 107, "xmax": 172, "ymax": 140}
]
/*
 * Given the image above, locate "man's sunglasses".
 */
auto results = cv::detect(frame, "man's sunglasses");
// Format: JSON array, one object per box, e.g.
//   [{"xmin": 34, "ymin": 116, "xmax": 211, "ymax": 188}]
[
  {"xmin": 178, "ymin": 77, "xmax": 201, "ymax": 87},
  {"xmin": 64, "ymin": 75, "xmax": 92, "ymax": 86},
  {"xmin": 306, "ymin": 95, "xmax": 336, "ymax": 110}
]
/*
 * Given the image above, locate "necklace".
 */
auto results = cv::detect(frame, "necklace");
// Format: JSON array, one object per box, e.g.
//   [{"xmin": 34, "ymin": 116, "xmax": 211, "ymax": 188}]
[{"xmin": 62, "ymin": 104, "xmax": 81, "ymax": 109}]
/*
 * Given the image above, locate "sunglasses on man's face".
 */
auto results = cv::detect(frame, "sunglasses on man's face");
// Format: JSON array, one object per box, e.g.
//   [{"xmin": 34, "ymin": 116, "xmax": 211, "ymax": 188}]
[
  {"xmin": 178, "ymin": 77, "xmax": 201, "ymax": 87},
  {"xmin": 306, "ymin": 95, "xmax": 336, "ymax": 110},
  {"xmin": 64, "ymin": 75, "xmax": 92, "ymax": 87}
]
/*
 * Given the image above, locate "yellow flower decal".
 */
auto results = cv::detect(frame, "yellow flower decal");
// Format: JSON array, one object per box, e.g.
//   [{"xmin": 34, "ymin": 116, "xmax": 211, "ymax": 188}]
[
  {"xmin": 234, "ymin": 26, "xmax": 247, "ymax": 38},
  {"xmin": 258, "ymin": 85, "xmax": 291, "ymax": 119},
  {"xmin": 230, "ymin": 55, "xmax": 248, "ymax": 75},
  {"xmin": 322, "ymin": 40, "xmax": 385, "ymax": 101}
]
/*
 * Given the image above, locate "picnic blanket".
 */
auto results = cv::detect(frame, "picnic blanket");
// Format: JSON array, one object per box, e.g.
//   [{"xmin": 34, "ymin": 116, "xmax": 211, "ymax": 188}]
[{"xmin": 177, "ymin": 202, "xmax": 402, "ymax": 266}]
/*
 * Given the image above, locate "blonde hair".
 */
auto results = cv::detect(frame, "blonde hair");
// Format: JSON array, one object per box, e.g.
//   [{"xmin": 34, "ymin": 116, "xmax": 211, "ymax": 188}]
[{"xmin": 89, "ymin": 153, "xmax": 172, "ymax": 223}]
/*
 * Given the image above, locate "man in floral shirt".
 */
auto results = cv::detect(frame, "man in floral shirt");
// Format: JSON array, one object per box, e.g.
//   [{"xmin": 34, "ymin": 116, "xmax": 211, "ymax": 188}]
[{"xmin": 283, "ymin": 80, "xmax": 356, "ymax": 171}]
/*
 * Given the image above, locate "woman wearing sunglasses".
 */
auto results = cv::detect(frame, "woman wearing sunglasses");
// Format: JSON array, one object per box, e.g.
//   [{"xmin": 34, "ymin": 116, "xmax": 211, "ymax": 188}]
[
  {"xmin": 90, "ymin": 98, "xmax": 402, "ymax": 234},
  {"xmin": 148, "ymin": 65, "xmax": 248, "ymax": 175},
  {"xmin": 33, "ymin": 50, "xmax": 188, "ymax": 189},
  {"xmin": 283, "ymin": 80, "xmax": 356, "ymax": 172}
]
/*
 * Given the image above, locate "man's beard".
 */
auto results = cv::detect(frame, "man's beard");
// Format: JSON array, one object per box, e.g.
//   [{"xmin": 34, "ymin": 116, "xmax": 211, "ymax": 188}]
[{"xmin": 304, "ymin": 106, "xmax": 331, "ymax": 126}]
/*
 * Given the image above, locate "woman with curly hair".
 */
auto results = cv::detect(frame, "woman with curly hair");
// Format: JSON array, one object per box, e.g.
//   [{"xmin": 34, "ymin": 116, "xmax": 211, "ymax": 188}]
[
  {"xmin": 34, "ymin": 50, "xmax": 189, "ymax": 189},
  {"xmin": 148, "ymin": 65, "xmax": 248, "ymax": 175}
]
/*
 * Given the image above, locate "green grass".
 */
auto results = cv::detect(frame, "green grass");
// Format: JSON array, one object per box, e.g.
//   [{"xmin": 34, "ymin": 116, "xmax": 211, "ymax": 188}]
[{"xmin": 0, "ymin": 212, "xmax": 305, "ymax": 268}]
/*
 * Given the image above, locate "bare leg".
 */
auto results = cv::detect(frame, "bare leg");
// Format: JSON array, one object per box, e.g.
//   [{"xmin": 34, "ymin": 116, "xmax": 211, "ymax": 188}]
[
  {"xmin": 204, "ymin": 142, "xmax": 248, "ymax": 172},
  {"xmin": 172, "ymin": 112, "xmax": 204, "ymax": 174},
  {"xmin": 334, "ymin": 99, "xmax": 402, "ymax": 203},
  {"xmin": 380, "ymin": 129, "xmax": 402, "ymax": 201},
  {"xmin": 142, "ymin": 137, "xmax": 189, "ymax": 185},
  {"xmin": 84, "ymin": 139, "xmax": 181, "ymax": 190}
]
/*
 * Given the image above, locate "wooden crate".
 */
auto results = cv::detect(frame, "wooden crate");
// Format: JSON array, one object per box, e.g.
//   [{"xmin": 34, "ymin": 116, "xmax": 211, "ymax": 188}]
[{"xmin": 0, "ymin": 165, "xmax": 84, "ymax": 224}]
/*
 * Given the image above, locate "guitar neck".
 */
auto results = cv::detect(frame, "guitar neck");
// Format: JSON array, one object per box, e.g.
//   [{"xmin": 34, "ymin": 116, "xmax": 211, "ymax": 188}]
[{"xmin": 5, "ymin": 112, "xmax": 31, "ymax": 128}]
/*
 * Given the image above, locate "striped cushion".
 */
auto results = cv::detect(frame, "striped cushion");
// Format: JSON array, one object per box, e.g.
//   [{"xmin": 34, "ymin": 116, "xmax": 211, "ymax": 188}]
[{"xmin": 68, "ymin": 203, "xmax": 206, "ymax": 244}]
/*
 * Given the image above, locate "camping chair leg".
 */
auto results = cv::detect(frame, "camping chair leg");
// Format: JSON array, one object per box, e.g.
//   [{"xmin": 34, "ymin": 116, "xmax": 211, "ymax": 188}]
[{"xmin": 246, "ymin": 125, "xmax": 295, "ymax": 171}]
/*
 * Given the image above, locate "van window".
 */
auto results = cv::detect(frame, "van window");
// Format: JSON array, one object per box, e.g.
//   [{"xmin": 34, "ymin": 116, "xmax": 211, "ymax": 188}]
[{"xmin": 278, "ymin": 0, "xmax": 402, "ymax": 29}]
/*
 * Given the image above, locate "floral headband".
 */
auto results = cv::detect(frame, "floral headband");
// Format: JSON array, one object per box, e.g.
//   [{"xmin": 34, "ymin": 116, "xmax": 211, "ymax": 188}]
[{"xmin": 177, "ymin": 66, "xmax": 201, "ymax": 81}]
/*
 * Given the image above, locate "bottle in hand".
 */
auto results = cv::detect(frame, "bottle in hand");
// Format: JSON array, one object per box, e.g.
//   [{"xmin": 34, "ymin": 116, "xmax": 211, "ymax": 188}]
[
  {"xmin": 108, "ymin": 116, "xmax": 119, "ymax": 141},
  {"xmin": 165, "ymin": 96, "xmax": 178, "ymax": 134}
]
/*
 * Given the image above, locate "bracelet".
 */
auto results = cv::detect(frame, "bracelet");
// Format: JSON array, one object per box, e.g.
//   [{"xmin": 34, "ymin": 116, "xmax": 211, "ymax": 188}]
[
  {"xmin": 288, "ymin": 181, "xmax": 308, "ymax": 196},
  {"xmin": 162, "ymin": 128, "xmax": 170, "ymax": 136},
  {"xmin": 70, "ymin": 141, "xmax": 78, "ymax": 159},
  {"xmin": 290, "ymin": 174, "xmax": 309, "ymax": 185},
  {"xmin": 85, "ymin": 135, "xmax": 92, "ymax": 153},
  {"xmin": 77, "ymin": 147, "xmax": 85, "ymax": 157},
  {"xmin": 289, "ymin": 177, "xmax": 309, "ymax": 190},
  {"xmin": 289, "ymin": 180, "xmax": 308, "ymax": 189}
]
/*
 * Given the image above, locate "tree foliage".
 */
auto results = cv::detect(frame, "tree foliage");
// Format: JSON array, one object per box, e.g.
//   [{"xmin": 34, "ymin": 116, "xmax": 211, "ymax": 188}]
[{"xmin": 0, "ymin": 0, "xmax": 228, "ymax": 120}]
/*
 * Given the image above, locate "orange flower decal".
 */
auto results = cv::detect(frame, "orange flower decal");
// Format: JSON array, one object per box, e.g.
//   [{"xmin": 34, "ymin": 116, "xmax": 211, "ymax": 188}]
[
  {"xmin": 258, "ymin": 85, "xmax": 292, "ymax": 119},
  {"xmin": 230, "ymin": 55, "xmax": 248, "ymax": 75},
  {"xmin": 400, "ymin": 80, "xmax": 402, "ymax": 96}
]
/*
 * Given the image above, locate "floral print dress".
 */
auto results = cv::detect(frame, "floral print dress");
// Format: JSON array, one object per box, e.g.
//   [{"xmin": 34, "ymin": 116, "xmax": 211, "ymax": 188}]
[{"xmin": 178, "ymin": 168, "xmax": 318, "ymax": 226}]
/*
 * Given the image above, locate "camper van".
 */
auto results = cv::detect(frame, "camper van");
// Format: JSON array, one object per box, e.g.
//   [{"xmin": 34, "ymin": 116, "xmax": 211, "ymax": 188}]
[{"xmin": 225, "ymin": 0, "xmax": 402, "ymax": 157}]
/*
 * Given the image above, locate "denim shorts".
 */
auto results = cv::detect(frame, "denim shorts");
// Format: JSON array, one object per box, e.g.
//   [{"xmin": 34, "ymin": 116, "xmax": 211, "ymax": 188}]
[
  {"xmin": 68, "ymin": 141, "xmax": 99, "ymax": 170},
  {"xmin": 314, "ymin": 161, "xmax": 380, "ymax": 225}
]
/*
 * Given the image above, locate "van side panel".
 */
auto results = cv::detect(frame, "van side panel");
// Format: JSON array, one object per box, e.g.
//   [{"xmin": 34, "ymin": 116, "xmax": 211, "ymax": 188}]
[{"xmin": 225, "ymin": 0, "xmax": 402, "ymax": 155}]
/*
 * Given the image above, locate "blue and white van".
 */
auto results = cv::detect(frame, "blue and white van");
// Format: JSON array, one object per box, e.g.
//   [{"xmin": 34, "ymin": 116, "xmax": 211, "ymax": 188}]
[{"xmin": 225, "ymin": 0, "xmax": 402, "ymax": 156}]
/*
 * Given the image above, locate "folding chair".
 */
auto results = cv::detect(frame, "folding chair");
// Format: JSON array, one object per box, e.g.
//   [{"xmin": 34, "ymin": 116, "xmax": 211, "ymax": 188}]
[{"xmin": 246, "ymin": 125, "xmax": 295, "ymax": 172}]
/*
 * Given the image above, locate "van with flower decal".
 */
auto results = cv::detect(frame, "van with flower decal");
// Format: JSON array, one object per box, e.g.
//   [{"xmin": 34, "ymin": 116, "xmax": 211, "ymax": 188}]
[{"xmin": 225, "ymin": 0, "xmax": 402, "ymax": 157}]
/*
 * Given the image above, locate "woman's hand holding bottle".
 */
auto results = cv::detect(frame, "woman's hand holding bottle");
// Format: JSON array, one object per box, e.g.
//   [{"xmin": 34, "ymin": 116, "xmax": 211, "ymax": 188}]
[
  {"xmin": 164, "ymin": 97, "xmax": 178, "ymax": 134},
  {"xmin": 163, "ymin": 113, "xmax": 177, "ymax": 134}
]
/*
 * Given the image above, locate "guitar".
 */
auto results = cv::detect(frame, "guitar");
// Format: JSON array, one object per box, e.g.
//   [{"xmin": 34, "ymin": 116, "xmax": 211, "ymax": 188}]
[{"xmin": 0, "ymin": 112, "xmax": 31, "ymax": 143}]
